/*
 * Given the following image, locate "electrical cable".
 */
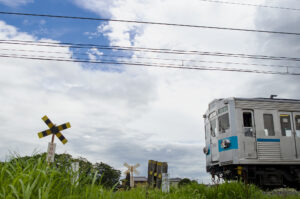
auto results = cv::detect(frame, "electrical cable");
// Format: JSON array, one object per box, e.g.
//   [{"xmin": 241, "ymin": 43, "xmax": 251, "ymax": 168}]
[
  {"xmin": 0, "ymin": 11, "xmax": 300, "ymax": 36},
  {"xmin": 0, "ymin": 47, "xmax": 299, "ymax": 69},
  {"xmin": 199, "ymin": 0, "xmax": 300, "ymax": 11},
  {"xmin": 1, "ymin": 39, "xmax": 300, "ymax": 62},
  {"xmin": 0, "ymin": 52, "xmax": 298, "ymax": 75}
]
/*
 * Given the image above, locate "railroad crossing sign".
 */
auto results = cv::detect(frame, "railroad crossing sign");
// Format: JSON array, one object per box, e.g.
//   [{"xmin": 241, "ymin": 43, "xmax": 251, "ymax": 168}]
[
  {"xmin": 38, "ymin": 115, "xmax": 71, "ymax": 144},
  {"xmin": 37, "ymin": 115, "xmax": 71, "ymax": 163},
  {"xmin": 124, "ymin": 162, "xmax": 140, "ymax": 188}
]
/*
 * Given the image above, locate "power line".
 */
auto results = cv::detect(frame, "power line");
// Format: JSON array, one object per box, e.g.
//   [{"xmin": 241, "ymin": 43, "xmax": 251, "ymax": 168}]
[
  {"xmin": 199, "ymin": 0, "xmax": 300, "ymax": 11},
  {"xmin": 0, "ymin": 53, "xmax": 298, "ymax": 76},
  {"xmin": 2, "ymin": 39, "xmax": 300, "ymax": 62},
  {"xmin": 0, "ymin": 47, "xmax": 299, "ymax": 69},
  {"xmin": 0, "ymin": 11, "xmax": 300, "ymax": 36}
]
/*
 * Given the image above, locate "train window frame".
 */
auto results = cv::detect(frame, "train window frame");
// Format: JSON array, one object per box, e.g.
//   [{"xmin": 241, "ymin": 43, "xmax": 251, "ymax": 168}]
[
  {"xmin": 210, "ymin": 118, "xmax": 217, "ymax": 137},
  {"xmin": 205, "ymin": 123, "xmax": 209, "ymax": 139},
  {"xmin": 242, "ymin": 110, "xmax": 254, "ymax": 137},
  {"xmin": 218, "ymin": 106, "xmax": 228, "ymax": 114},
  {"xmin": 295, "ymin": 115, "xmax": 300, "ymax": 137},
  {"xmin": 263, "ymin": 114, "xmax": 275, "ymax": 136},
  {"xmin": 218, "ymin": 112, "xmax": 230, "ymax": 134},
  {"xmin": 208, "ymin": 111, "xmax": 216, "ymax": 119},
  {"xmin": 280, "ymin": 114, "xmax": 292, "ymax": 137}
]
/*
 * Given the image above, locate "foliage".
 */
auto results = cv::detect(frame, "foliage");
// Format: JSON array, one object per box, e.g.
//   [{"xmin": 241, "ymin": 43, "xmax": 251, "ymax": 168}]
[
  {"xmin": 178, "ymin": 178, "xmax": 192, "ymax": 187},
  {"xmin": 0, "ymin": 153, "xmax": 120, "ymax": 190},
  {"xmin": 0, "ymin": 154, "xmax": 300, "ymax": 198},
  {"xmin": 93, "ymin": 162, "xmax": 121, "ymax": 188}
]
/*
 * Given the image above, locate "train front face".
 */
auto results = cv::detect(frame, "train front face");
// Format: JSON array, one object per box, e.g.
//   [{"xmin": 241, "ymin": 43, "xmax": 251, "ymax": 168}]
[{"xmin": 203, "ymin": 98, "xmax": 238, "ymax": 178}]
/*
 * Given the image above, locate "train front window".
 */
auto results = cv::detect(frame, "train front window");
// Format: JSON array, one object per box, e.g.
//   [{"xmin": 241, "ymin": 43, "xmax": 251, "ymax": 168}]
[
  {"xmin": 263, "ymin": 114, "xmax": 275, "ymax": 136},
  {"xmin": 296, "ymin": 115, "xmax": 300, "ymax": 137},
  {"xmin": 243, "ymin": 112, "xmax": 253, "ymax": 137},
  {"xmin": 218, "ymin": 113, "xmax": 230, "ymax": 133},
  {"xmin": 210, "ymin": 119, "xmax": 217, "ymax": 137},
  {"xmin": 218, "ymin": 106, "xmax": 228, "ymax": 114},
  {"xmin": 280, "ymin": 114, "xmax": 292, "ymax": 137}
]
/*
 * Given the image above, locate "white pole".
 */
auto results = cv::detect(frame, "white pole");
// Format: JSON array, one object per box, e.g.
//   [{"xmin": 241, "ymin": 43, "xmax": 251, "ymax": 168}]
[{"xmin": 130, "ymin": 166, "xmax": 134, "ymax": 188}]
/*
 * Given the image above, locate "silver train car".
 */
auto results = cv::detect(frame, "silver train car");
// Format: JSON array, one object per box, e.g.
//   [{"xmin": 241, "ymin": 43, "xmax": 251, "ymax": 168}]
[{"xmin": 203, "ymin": 97, "xmax": 300, "ymax": 188}]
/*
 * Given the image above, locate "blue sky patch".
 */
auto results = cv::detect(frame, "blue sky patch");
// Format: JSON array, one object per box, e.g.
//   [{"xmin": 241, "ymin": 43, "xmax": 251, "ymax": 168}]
[{"xmin": 0, "ymin": 0, "xmax": 131, "ymax": 72}]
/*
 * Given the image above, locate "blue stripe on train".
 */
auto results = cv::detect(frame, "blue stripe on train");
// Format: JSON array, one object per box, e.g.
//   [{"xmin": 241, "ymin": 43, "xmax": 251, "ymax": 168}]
[
  {"xmin": 204, "ymin": 144, "xmax": 210, "ymax": 156},
  {"xmin": 207, "ymin": 145, "xmax": 210, "ymax": 156},
  {"xmin": 218, "ymin": 136, "xmax": 238, "ymax": 152},
  {"xmin": 257, "ymin": 138, "xmax": 280, "ymax": 142}
]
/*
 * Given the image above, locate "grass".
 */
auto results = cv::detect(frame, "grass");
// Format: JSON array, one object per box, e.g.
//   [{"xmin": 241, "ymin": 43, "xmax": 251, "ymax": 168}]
[{"xmin": 1, "ymin": 155, "xmax": 300, "ymax": 199}]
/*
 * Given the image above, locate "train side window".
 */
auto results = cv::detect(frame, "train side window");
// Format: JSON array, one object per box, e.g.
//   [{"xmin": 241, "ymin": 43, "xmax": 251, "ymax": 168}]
[
  {"xmin": 205, "ymin": 123, "xmax": 209, "ymax": 139},
  {"xmin": 280, "ymin": 114, "xmax": 292, "ymax": 137},
  {"xmin": 218, "ymin": 113, "xmax": 230, "ymax": 133},
  {"xmin": 210, "ymin": 119, "xmax": 217, "ymax": 137},
  {"xmin": 243, "ymin": 111, "xmax": 253, "ymax": 137},
  {"xmin": 263, "ymin": 114, "xmax": 275, "ymax": 136},
  {"xmin": 295, "ymin": 115, "xmax": 300, "ymax": 137}
]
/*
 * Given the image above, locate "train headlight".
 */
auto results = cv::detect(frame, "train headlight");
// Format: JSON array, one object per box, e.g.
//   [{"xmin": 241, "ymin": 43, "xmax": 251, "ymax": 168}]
[
  {"xmin": 221, "ymin": 139, "xmax": 231, "ymax": 149},
  {"xmin": 203, "ymin": 146, "xmax": 209, "ymax": 155}
]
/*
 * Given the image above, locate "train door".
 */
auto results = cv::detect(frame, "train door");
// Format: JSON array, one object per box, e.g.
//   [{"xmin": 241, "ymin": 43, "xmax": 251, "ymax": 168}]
[
  {"xmin": 242, "ymin": 110, "xmax": 257, "ymax": 159},
  {"xmin": 279, "ymin": 112, "xmax": 300, "ymax": 159},
  {"xmin": 209, "ymin": 113, "xmax": 219, "ymax": 162},
  {"xmin": 293, "ymin": 113, "xmax": 300, "ymax": 159},
  {"xmin": 256, "ymin": 110, "xmax": 281, "ymax": 160}
]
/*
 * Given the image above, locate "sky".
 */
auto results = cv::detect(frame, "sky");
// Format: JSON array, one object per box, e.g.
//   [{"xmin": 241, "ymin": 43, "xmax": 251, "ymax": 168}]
[{"xmin": 0, "ymin": 0, "xmax": 300, "ymax": 183}]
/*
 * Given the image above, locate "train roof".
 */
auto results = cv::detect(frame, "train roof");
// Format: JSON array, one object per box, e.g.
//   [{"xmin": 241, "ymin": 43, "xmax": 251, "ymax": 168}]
[
  {"xmin": 209, "ymin": 97, "xmax": 300, "ymax": 103},
  {"xmin": 207, "ymin": 97, "xmax": 300, "ymax": 113},
  {"xmin": 232, "ymin": 97, "xmax": 300, "ymax": 103}
]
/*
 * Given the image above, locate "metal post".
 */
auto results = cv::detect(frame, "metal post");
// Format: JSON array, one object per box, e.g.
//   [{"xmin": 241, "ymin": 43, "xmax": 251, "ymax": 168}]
[
  {"xmin": 48, "ymin": 134, "xmax": 55, "ymax": 165},
  {"xmin": 51, "ymin": 133, "xmax": 55, "ymax": 143}
]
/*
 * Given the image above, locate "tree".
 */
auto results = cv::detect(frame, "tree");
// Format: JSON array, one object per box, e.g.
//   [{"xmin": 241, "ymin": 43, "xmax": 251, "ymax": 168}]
[
  {"xmin": 93, "ymin": 162, "xmax": 121, "ymax": 188},
  {"xmin": 178, "ymin": 178, "xmax": 192, "ymax": 187},
  {"xmin": 4, "ymin": 153, "xmax": 121, "ymax": 189}
]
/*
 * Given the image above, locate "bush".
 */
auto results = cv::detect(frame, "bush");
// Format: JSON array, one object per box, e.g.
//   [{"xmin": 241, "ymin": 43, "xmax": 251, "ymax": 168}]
[{"xmin": 178, "ymin": 178, "xmax": 192, "ymax": 187}]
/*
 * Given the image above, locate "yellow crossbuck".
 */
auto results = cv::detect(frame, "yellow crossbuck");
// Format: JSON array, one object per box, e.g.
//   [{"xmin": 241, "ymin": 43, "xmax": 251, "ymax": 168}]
[{"xmin": 37, "ymin": 115, "xmax": 71, "ymax": 144}]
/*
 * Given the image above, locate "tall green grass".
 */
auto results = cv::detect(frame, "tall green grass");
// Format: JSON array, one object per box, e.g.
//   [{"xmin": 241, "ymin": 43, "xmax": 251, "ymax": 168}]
[{"xmin": 1, "ymin": 155, "xmax": 299, "ymax": 199}]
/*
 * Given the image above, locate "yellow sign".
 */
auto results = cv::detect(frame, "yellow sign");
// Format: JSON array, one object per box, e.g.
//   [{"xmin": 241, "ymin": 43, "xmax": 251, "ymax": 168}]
[{"xmin": 37, "ymin": 115, "xmax": 71, "ymax": 144}]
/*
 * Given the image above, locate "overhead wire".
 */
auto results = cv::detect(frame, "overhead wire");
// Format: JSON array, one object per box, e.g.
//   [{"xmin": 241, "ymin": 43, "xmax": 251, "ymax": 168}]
[
  {"xmin": 0, "ymin": 39, "xmax": 299, "ymax": 75},
  {"xmin": 0, "ymin": 53, "xmax": 298, "ymax": 75},
  {"xmin": 198, "ymin": 0, "xmax": 300, "ymax": 11},
  {"xmin": 0, "ymin": 7, "xmax": 297, "ymax": 76},
  {"xmin": 0, "ymin": 11, "xmax": 300, "ymax": 36},
  {"xmin": 0, "ymin": 46, "xmax": 299, "ymax": 69},
  {"xmin": 2, "ymin": 39, "xmax": 300, "ymax": 62}
]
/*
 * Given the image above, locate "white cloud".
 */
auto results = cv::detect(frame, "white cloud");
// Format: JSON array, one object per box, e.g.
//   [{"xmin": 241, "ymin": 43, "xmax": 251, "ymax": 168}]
[
  {"xmin": 72, "ymin": 0, "xmax": 300, "ymax": 182},
  {"xmin": 73, "ymin": 0, "xmax": 113, "ymax": 17},
  {"xmin": 0, "ymin": 20, "xmax": 157, "ymax": 166},
  {"xmin": 87, "ymin": 48, "xmax": 103, "ymax": 61},
  {"xmin": 0, "ymin": 0, "xmax": 33, "ymax": 7},
  {"xmin": 1, "ymin": 0, "xmax": 300, "ymax": 184}
]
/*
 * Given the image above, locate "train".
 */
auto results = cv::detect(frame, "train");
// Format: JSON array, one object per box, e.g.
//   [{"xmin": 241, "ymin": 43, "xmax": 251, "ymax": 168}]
[{"xmin": 203, "ymin": 97, "xmax": 300, "ymax": 188}]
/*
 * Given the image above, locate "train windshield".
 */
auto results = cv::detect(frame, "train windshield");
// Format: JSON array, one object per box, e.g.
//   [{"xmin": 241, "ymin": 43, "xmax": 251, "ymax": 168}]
[{"xmin": 218, "ymin": 106, "xmax": 230, "ymax": 133}]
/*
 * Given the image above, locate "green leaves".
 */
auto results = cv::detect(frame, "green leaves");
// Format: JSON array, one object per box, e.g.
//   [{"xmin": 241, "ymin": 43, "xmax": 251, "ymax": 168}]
[
  {"xmin": 0, "ymin": 153, "xmax": 122, "ymax": 199},
  {"xmin": 1, "ymin": 154, "xmax": 299, "ymax": 199}
]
